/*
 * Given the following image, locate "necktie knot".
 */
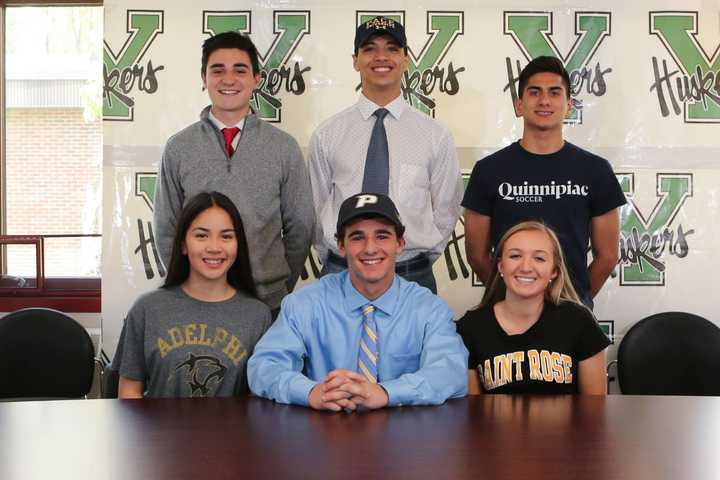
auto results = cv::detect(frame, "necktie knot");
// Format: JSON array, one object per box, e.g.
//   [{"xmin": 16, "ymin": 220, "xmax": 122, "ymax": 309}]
[
  {"xmin": 374, "ymin": 108, "xmax": 389, "ymax": 120},
  {"xmin": 222, "ymin": 127, "xmax": 240, "ymax": 156}
]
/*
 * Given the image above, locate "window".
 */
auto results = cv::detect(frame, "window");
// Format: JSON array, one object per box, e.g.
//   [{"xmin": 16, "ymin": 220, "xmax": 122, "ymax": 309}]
[{"xmin": 1, "ymin": 1, "xmax": 103, "ymax": 311}]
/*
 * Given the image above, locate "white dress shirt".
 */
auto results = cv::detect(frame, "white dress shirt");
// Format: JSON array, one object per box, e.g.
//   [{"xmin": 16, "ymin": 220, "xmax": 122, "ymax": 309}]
[{"xmin": 308, "ymin": 93, "xmax": 462, "ymax": 263}]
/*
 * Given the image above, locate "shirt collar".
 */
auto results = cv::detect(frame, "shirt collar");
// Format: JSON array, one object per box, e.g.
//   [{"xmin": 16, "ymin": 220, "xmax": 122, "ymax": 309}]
[
  {"xmin": 342, "ymin": 270, "xmax": 400, "ymax": 316},
  {"xmin": 356, "ymin": 93, "xmax": 406, "ymax": 121},
  {"xmin": 207, "ymin": 109, "xmax": 246, "ymax": 131}
]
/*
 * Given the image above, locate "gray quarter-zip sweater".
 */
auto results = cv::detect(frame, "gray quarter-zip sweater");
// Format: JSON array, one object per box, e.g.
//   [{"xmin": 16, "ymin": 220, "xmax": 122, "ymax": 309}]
[{"xmin": 153, "ymin": 106, "xmax": 315, "ymax": 309}]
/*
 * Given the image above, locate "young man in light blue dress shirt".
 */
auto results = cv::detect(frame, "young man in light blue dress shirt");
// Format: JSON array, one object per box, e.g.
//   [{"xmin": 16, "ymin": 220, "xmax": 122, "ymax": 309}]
[{"xmin": 248, "ymin": 193, "xmax": 468, "ymax": 411}]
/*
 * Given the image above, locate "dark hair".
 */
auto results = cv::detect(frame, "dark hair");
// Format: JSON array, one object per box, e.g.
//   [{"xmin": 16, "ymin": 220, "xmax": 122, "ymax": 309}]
[
  {"xmin": 201, "ymin": 31, "xmax": 260, "ymax": 76},
  {"xmin": 518, "ymin": 56, "xmax": 571, "ymax": 99},
  {"xmin": 335, "ymin": 214, "xmax": 406, "ymax": 243},
  {"xmin": 163, "ymin": 191, "xmax": 256, "ymax": 297}
]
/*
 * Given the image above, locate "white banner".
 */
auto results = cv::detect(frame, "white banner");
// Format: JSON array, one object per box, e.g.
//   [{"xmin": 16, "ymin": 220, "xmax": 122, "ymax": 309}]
[{"xmin": 103, "ymin": 0, "xmax": 720, "ymax": 369}]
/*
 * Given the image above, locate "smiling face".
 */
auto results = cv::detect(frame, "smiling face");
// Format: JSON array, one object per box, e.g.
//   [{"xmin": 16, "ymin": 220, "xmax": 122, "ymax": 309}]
[
  {"xmin": 353, "ymin": 34, "xmax": 408, "ymax": 101},
  {"xmin": 202, "ymin": 48, "xmax": 260, "ymax": 125},
  {"xmin": 182, "ymin": 206, "xmax": 238, "ymax": 286},
  {"xmin": 498, "ymin": 228, "xmax": 558, "ymax": 302},
  {"xmin": 337, "ymin": 216, "xmax": 405, "ymax": 300},
  {"xmin": 515, "ymin": 72, "xmax": 573, "ymax": 134}
]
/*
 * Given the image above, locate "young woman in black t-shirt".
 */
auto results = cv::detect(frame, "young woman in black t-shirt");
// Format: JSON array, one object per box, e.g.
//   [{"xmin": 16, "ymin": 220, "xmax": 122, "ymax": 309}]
[{"xmin": 457, "ymin": 221, "xmax": 609, "ymax": 395}]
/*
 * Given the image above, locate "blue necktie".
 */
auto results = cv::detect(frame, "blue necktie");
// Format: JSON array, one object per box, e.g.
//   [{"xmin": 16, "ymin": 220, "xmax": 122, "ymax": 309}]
[
  {"xmin": 361, "ymin": 108, "xmax": 390, "ymax": 194},
  {"xmin": 358, "ymin": 305, "xmax": 379, "ymax": 383}
]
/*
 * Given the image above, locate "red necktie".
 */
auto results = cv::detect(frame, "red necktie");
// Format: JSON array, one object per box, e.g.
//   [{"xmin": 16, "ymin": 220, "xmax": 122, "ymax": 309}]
[{"xmin": 222, "ymin": 127, "xmax": 240, "ymax": 156}]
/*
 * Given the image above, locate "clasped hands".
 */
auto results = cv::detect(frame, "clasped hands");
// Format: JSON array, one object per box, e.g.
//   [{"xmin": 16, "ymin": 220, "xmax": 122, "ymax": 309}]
[{"xmin": 308, "ymin": 369, "xmax": 389, "ymax": 412}]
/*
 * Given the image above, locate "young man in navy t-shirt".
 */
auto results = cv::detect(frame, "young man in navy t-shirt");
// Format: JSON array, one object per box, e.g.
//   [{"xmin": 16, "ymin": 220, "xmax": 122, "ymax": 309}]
[{"xmin": 462, "ymin": 56, "xmax": 626, "ymax": 308}]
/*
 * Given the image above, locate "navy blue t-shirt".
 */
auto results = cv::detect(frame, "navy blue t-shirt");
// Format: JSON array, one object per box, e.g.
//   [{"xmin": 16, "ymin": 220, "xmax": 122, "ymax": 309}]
[{"xmin": 462, "ymin": 141, "xmax": 626, "ymax": 302}]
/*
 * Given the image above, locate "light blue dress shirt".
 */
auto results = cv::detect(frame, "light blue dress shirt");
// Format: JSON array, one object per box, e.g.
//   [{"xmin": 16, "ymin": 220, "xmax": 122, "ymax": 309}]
[{"xmin": 248, "ymin": 271, "xmax": 468, "ymax": 407}]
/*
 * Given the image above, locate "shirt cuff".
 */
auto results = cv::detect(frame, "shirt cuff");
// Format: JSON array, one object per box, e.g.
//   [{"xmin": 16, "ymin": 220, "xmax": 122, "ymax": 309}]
[
  {"xmin": 380, "ymin": 378, "xmax": 418, "ymax": 407},
  {"xmin": 288, "ymin": 375, "xmax": 317, "ymax": 407}
]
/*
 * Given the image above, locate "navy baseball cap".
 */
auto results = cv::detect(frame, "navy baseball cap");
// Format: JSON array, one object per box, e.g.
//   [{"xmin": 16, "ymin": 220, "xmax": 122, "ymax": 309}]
[
  {"xmin": 354, "ymin": 16, "xmax": 407, "ymax": 52},
  {"xmin": 336, "ymin": 193, "xmax": 404, "ymax": 237}
]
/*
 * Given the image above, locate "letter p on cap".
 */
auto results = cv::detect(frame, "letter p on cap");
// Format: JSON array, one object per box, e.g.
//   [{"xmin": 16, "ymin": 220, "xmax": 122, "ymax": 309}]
[{"xmin": 355, "ymin": 194, "xmax": 378, "ymax": 208}]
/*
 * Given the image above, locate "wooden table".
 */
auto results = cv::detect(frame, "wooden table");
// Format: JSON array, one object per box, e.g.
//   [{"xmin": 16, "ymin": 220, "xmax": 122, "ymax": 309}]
[{"xmin": 1, "ymin": 395, "xmax": 719, "ymax": 479}]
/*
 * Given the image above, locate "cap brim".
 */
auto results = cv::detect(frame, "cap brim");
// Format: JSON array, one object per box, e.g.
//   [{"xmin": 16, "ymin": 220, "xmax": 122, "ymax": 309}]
[{"xmin": 336, "ymin": 210, "xmax": 402, "ymax": 237}]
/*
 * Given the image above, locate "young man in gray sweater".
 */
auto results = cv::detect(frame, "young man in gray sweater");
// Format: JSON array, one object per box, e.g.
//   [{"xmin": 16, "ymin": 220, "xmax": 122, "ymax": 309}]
[{"xmin": 153, "ymin": 32, "xmax": 314, "ymax": 315}]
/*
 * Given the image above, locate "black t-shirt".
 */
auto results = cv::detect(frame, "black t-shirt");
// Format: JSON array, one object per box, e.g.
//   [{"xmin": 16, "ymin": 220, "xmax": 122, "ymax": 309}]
[
  {"xmin": 462, "ymin": 141, "xmax": 626, "ymax": 302},
  {"xmin": 456, "ymin": 301, "xmax": 611, "ymax": 394}
]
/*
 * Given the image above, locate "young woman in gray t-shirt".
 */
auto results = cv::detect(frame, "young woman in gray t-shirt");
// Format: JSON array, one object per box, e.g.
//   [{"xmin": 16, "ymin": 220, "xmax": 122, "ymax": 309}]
[{"xmin": 115, "ymin": 191, "xmax": 271, "ymax": 398}]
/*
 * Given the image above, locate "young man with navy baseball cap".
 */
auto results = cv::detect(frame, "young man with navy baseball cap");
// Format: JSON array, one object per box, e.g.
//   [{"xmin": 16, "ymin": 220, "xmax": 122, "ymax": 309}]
[{"xmin": 307, "ymin": 16, "xmax": 463, "ymax": 294}]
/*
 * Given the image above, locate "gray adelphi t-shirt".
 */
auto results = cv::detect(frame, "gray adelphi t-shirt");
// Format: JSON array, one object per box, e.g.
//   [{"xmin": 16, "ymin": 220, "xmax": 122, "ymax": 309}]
[{"xmin": 115, "ymin": 286, "xmax": 271, "ymax": 398}]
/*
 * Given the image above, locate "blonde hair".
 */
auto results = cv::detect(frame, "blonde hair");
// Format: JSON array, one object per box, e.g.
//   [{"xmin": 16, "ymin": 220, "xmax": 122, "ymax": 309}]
[{"xmin": 479, "ymin": 221, "xmax": 583, "ymax": 308}]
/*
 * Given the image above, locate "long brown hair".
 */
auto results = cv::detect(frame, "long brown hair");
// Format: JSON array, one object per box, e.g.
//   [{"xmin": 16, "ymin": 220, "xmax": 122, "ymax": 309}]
[{"xmin": 479, "ymin": 221, "xmax": 582, "ymax": 308}]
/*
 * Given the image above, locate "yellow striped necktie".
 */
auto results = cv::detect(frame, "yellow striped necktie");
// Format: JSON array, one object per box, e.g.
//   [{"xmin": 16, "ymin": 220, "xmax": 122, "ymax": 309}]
[{"xmin": 358, "ymin": 304, "xmax": 378, "ymax": 383}]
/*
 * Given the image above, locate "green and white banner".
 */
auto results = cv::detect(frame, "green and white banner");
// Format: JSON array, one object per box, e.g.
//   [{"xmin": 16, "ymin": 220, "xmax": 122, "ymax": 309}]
[{"xmin": 103, "ymin": 0, "xmax": 720, "ymax": 370}]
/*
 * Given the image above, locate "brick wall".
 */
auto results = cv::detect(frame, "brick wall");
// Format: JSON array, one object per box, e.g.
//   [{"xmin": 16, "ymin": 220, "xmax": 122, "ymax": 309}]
[{"xmin": 5, "ymin": 107, "xmax": 102, "ymax": 277}]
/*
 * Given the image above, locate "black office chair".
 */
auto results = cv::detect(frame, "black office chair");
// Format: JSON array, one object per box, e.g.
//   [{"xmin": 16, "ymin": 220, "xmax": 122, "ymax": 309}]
[
  {"xmin": 0, "ymin": 307, "xmax": 96, "ymax": 399},
  {"xmin": 616, "ymin": 312, "xmax": 720, "ymax": 395}
]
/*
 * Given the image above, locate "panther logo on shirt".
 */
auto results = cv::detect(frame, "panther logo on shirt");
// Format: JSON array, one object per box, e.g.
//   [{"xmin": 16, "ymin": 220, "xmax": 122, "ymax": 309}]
[{"xmin": 174, "ymin": 353, "xmax": 228, "ymax": 396}]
